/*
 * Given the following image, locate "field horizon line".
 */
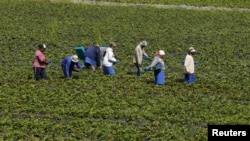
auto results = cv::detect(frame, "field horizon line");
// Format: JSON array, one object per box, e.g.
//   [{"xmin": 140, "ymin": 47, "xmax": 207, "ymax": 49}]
[{"xmin": 50, "ymin": 0, "xmax": 250, "ymax": 12}]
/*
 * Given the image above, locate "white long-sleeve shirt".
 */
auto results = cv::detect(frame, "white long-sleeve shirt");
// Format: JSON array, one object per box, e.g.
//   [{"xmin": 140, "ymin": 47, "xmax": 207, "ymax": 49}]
[
  {"xmin": 150, "ymin": 55, "xmax": 165, "ymax": 71},
  {"xmin": 103, "ymin": 47, "xmax": 117, "ymax": 67},
  {"xmin": 99, "ymin": 47, "xmax": 107, "ymax": 59},
  {"xmin": 184, "ymin": 54, "xmax": 195, "ymax": 74},
  {"xmin": 133, "ymin": 44, "xmax": 148, "ymax": 64}
]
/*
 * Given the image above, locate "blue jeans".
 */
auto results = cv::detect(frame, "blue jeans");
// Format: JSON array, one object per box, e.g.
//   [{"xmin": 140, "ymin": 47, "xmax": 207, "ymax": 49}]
[
  {"xmin": 103, "ymin": 66, "xmax": 115, "ymax": 76},
  {"xmin": 33, "ymin": 67, "xmax": 47, "ymax": 80},
  {"xmin": 184, "ymin": 73, "xmax": 196, "ymax": 83}
]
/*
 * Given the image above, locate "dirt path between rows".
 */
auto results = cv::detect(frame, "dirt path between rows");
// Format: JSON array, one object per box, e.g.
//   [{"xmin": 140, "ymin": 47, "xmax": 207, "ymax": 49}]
[{"xmin": 50, "ymin": 0, "xmax": 250, "ymax": 12}]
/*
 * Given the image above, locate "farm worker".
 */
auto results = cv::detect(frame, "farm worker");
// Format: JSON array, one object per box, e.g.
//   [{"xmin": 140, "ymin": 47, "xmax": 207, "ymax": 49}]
[
  {"xmin": 99, "ymin": 46, "xmax": 108, "ymax": 67},
  {"xmin": 102, "ymin": 42, "xmax": 117, "ymax": 76},
  {"xmin": 150, "ymin": 50, "xmax": 166, "ymax": 86},
  {"xmin": 33, "ymin": 44, "xmax": 48, "ymax": 80},
  {"xmin": 84, "ymin": 45, "xmax": 101, "ymax": 70},
  {"xmin": 133, "ymin": 40, "xmax": 149, "ymax": 76},
  {"xmin": 184, "ymin": 47, "xmax": 196, "ymax": 83},
  {"xmin": 61, "ymin": 55, "xmax": 81, "ymax": 79}
]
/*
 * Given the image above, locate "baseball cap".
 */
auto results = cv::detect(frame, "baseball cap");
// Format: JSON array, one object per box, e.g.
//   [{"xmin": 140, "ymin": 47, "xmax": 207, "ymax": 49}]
[
  {"xmin": 38, "ymin": 44, "xmax": 46, "ymax": 49},
  {"xmin": 189, "ymin": 47, "xmax": 196, "ymax": 52},
  {"xmin": 110, "ymin": 42, "xmax": 116, "ymax": 47}
]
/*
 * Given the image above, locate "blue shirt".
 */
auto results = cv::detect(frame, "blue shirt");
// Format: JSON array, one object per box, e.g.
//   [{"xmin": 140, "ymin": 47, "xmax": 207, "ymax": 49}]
[
  {"xmin": 61, "ymin": 56, "xmax": 80, "ymax": 77},
  {"xmin": 84, "ymin": 46, "xmax": 101, "ymax": 67}
]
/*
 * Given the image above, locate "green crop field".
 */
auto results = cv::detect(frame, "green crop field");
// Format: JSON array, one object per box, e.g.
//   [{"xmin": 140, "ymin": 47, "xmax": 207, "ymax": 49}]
[
  {"xmin": 70, "ymin": 0, "xmax": 250, "ymax": 8},
  {"xmin": 0, "ymin": 0, "xmax": 249, "ymax": 140}
]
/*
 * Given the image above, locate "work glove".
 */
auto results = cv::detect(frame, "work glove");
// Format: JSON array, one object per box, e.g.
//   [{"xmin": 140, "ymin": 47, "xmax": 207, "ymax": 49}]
[
  {"xmin": 113, "ymin": 61, "xmax": 120, "ymax": 65},
  {"xmin": 143, "ymin": 56, "xmax": 152, "ymax": 61}
]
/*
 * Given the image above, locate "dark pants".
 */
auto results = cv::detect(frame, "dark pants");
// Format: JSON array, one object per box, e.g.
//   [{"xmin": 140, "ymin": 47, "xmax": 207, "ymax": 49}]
[
  {"xmin": 33, "ymin": 67, "xmax": 47, "ymax": 80},
  {"xmin": 134, "ymin": 63, "xmax": 142, "ymax": 76}
]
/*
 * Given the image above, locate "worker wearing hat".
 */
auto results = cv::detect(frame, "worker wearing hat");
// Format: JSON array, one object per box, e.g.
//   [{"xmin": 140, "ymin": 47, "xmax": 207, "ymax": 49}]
[
  {"xmin": 102, "ymin": 42, "xmax": 117, "ymax": 76},
  {"xmin": 184, "ymin": 47, "xmax": 196, "ymax": 83},
  {"xmin": 61, "ymin": 55, "xmax": 81, "ymax": 79},
  {"xmin": 150, "ymin": 50, "xmax": 166, "ymax": 86},
  {"xmin": 33, "ymin": 44, "xmax": 48, "ymax": 80},
  {"xmin": 133, "ymin": 40, "xmax": 149, "ymax": 76}
]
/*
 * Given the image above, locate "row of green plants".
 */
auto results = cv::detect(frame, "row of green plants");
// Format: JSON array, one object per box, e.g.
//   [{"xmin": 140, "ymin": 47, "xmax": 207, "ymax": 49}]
[
  {"xmin": 59, "ymin": 0, "xmax": 250, "ymax": 8},
  {"xmin": 0, "ymin": 0, "xmax": 249, "ymax": 140}
]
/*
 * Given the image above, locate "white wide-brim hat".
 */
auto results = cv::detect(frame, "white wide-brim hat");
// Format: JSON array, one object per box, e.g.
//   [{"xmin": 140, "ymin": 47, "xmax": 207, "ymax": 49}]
[{"xmin": 71, "ymin": 55, "xmax": 79, "ymax": 62}]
